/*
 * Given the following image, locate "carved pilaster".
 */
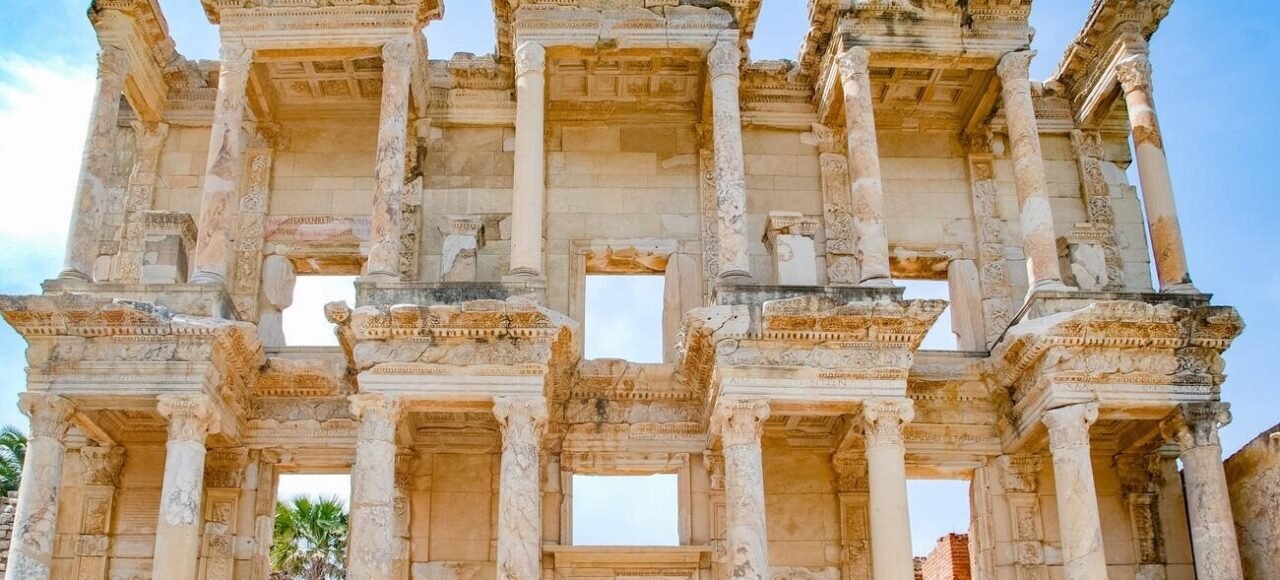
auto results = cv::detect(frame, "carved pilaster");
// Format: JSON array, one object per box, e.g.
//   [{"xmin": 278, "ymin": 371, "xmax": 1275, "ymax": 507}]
[
  {"xmin": 996, "ymin": 454, "xmax": 1046, "ymax": 580},
  {"xmin": 115, "ymin": 121, "xmax": 170, "ymax": 283},
  {"xmin": 1067, "ymin": 130, "xmax": 1124, "ymax": 290},
  {"xmin": 73, "ymin": 445, "xmax": 124, "ymax": 580},
  {"xmin": 230, "ymin": 130, "xmax": 277, "ymax": 321},
  {"xmin": 965, "ymin": 133, "xmax": 1015, "ymax": 346},
  {"xmin": 1115, "ymin": 454, "xmax": 1165, "ymax": 567}
]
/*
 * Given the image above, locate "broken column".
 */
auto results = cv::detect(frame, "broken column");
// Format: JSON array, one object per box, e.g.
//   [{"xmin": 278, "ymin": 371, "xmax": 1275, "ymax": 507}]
[{"xmin": 763, "ymin": 212, "xmax": 819, "ymax": 286}]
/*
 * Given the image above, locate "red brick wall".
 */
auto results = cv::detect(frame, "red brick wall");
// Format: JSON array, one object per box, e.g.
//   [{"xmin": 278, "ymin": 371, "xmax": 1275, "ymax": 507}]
[{"xmin": 921, "ymin": 533, "xmax": 970, "ymax": 580}]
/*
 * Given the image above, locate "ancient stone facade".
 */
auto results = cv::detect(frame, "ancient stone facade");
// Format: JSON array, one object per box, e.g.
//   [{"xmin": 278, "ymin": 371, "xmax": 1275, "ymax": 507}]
[
  {"xmin": 0, "ymin": 1, "xmax": 1258, "ymax": 580},
  {"xmin": 1225, "ymin": 425, "xmax": 1280, "ymax": 580}
]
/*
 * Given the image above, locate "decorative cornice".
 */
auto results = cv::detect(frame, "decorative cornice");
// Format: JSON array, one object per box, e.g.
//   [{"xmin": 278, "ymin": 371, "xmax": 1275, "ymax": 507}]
[{"xmin": 200, "ymin": 0, "xmax": 444, "ymax": 27}]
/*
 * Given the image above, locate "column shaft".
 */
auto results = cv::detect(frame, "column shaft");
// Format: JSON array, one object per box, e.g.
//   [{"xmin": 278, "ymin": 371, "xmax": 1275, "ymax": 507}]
[
  {"xmin": 493, "ymin": 396, "xmax": 548, "ymax": 580},
  {"xmin": 1116, "ymin": 53, "xmax": 1196, "ymax": 293},
  {"xmin": 707, "ymin": 41, "xmax": 751, "ymax": 281},
  {"xmin": 508, "ymin": 42, "xmax": 547, "ymax": 278},
  {"xmin": 1162, "ymin": 403, "xmax": 1243, "ymax": 579},
  {"xmin": 153, "ymin": 394, "xmax": 219, "ymax": 580},
  {"xmin": 712, "ymin": 399, "xmax": 770, "ymax": 580},
  {"xmin": 366, "ymin": 37, "xmax": 415, "ymax": 280},
  {"xmin": 192, "ymin": 41, "xmax": 252, "ymax": 283},
  {"xmin": 1042, "ymin": 403, "xmax": 1107, "ymax": 580},
  {"xmin": 348, "ymin": 394, "xmax": 402, "ymax": 580},
  {"xmin": 862, "ymin": 399, "xmax": 914, "ymax": 580},
  {"xmin": 4, "ymin": 394, "xmax": 75, "ymax": 580},
  {"xmin": 61, "ymin": 45, "xmax": 129, "ymax": 280},
  {"xmin": 837, "ymin": 47, "xmax": 892, "ymax": 286},
  {"xmin": 996, "ymin": 51, "xmax": 1067, "ymax": 291}
]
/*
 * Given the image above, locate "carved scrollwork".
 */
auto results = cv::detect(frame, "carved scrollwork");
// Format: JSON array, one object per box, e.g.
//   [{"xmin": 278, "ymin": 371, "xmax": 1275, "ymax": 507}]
[
  {"xmin": 860, "ymin": 398, "xmax": 914, "ymax": 449},
  {"xmin": 711, "ymin": 399, "xmax": 770, "ymax": 448},
  {"xmin": 1042, "ymin": 402, "xmax": 1098, "ymax": 452},
  {"xmin": 157, "ymin": 394, "xmax": 219, "ymax": 443},
  {"xmin": 18, "ymin": 393, "xmax": 76, "ymax": 440}
]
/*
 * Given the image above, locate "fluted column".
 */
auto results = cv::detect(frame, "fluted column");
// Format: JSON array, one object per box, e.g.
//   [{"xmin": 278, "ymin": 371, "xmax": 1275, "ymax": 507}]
[
  {"xmin": 191, "ymin": 41, "xmax": 252, "ymax": 284},
  {"xmin": 153, "ymin": 394, "xmax": 219, "ymax": 580},
  {"xmin": 493, "ymin": 396, "xmax": 548, "ymax": 580},
  {"xmin": 711, "ymin": 399, "xmax": 771, "ymax": 580},
  {"xmin": 707, "ymin": 41, "xmax": 751, "ymax": 281},
  {"xmin": 1115, "ymin": 53, "xmax": 1197, "ymax": 293},
  {"xmin": 1162, "ymin": 402, "xmax": 1243, "ymax": 579},
  {"xmin": 861, "ymin": 399, "xmax": 914, "ymax": 580},
  {"xmin": 366, "ymin": 37, "xmax": 415, "ymax": 280},
  {"xmin": 348, "ymin": 394, "xmax": 403, "ymax": 580},
  {"xmin": 60, "ymin": 45, "xmax": 129, "ymax": 281},
  {"xmin": 508, "ymin": 41, "xmax": 547, "ymax": 279},
  {"xmin": 4, "ymin": 393, "xmax": 75, "ymax": 580},
  {"xmin": 1041, "ymin": 403, "xmax": 1107, "ymax": 580},
  {"xmin": 836, "ymin": 47, "xmax": 892, "ymax": 286},
  {"xmin": 996, "ymin": 51, "xmax": 1068, "ymax": 292}
]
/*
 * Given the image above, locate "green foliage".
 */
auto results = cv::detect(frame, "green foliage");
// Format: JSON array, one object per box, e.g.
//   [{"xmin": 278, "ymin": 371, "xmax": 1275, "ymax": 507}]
[
  {"xmin": 0, "ymin": 426, "xmax": 27, "ymax": 495},
  {"xmin": 270, "ymin": 495, "xmax": 349, "ymax": 580}
]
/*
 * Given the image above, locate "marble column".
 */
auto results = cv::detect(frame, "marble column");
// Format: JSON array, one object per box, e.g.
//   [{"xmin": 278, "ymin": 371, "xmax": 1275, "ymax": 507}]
[
  {"xmin": 4, "ymin": 393, "xmax": 75, "ymax": 580},
  {"xmin": 1115, "ymin": 53, "xmax": 1197, "ymax": 293},
  {"xmin": 493, "ymin": 396, "xmax": 548, "ymax": 580},
  {"xmin": 1162, "ymin": 402, "xmax": 1243, "ymax": 579},
  {"xmin": 60, "ymin": 45, "xmax": 129, "ymax": 281},
  {"xmin": 707, "ymin": 41, "xmax": 751, "ymax": 282},
  {"xmin": 366, "ymin": 36, "xmax": 415, "ymax": 281},
  {"xmin": 1041, "ymin": 403, "xmax": 1107, "ymax": 580},
  {"xmin": 192, "ymin": 41, "xmax": 252, "ymax": 284},
  {"xmin": 348, "ymin": 394, "xmax": 403, "ymax": 580},
  {"xmin": 711, "ymin": 399, "xmax": 771, "ymax": 580},
  {"xmin": 861, "ymin": 399, "xmax": 915, "ymax": 580},
  {"xmin": 153, "ymin": 394, "xmax": 219, "ymax": 580},
  {"xmin": 508, "ymin": 41, "xmax": 547, "ymax": 279},
  {"xmin": 995, "ymin": 51, "xmax": 1068, "ymax": 292},
  {"xmin": 836, "ymin": 47, "xmax": 892, "ymax": 287}
]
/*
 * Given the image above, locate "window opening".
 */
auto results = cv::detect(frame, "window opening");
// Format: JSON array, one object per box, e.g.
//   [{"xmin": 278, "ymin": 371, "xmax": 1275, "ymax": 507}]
[
  {"xmin": 571, "ymin": 474, "xmax": 679, "ymax": 546},
  {"xmin": 584, "ymin": 275, "xmax": 664, "ymax": 362},
  {"xmin": 907, "ymin": 479, "xmax": 972, "ymax": 558},
  {"xmin": 900, "ymin": 279, "xmax": 956, "ymax": 350},
  {"xmin": 282, "ymin": 275, "xmax": 357, "ymax": 346}
]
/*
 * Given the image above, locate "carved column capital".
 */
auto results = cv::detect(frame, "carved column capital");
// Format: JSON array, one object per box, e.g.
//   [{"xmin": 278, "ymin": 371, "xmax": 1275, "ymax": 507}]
[
  {"xmin": 1114, "ymin": 453, "xmax": 1163, "ymax": 496},
  {"xmin": 395, "ymin": 448, "xmax": 419, "ymax": 491},
  {"xmin": 1161, "ymin": 402, "xmax": 1231, "ymax": 451},
  {"xmin": 18, "ymin": 392, "xmax": 76, "ymax": 440},
  {"xmin": 997, "ymin": 454, "xmax": 1043, "ymax": 493},
  {"xmin": 349, "ymin": 394, "xmax": 403, "ymax": 443},
  {"xmin": 1115, "ymin": 53, "xmax": 1153, "ymax": 95},
  {"xmin": 204, "ymin": 447, "xmax": 250, "ymax": 488},
  {"xmin": 157, "ymin": 393, "xmax": 220, "ymax": 443},
  {"xmin": 707, "ymin": 40, "xmax": 741, "ymax": 80},
  {"xmin": 996, "ymin": 50, "xmax": 1035, "ymax": 84},
  {"xmin": 711, "ymin": 399, "xmax": 770, "ymax": 448},
  {"xmin": 515, "ymin": 41, "xmax": 546, "ymax": 77},
  {"xmin": 97, "ymin": 43, "xmax": 130, "ymax": 78},
  {"xmin": 131, "ymin": 120, "xmax": 170, "ymax": 152},
  {"xmin": 861, "ymin": 398, "xmax": 914, "ymax": 449},
  {"xmin": 832, "ymin": 452, "xmax": 869, "ymax": 493},
  {"xmin": 78, "ymin": 445, "xmax": 125, "ymax": 487},
  {"xmin": 836, "ymin": 46, "xmax": 870, "ymax": 85},
  {"xmin": 218, "ymin": 39, "xmax": 252, "ymax": 75},
  {"xmin": 493, "ymin": 396, "xmax": 548, "ymax": 449},
  {"xmin": 382, "ymin": 35, "xmax": 417, "ymax": 70},
  {"xmin": 1041, "ymin": 402, "xmax": 1098, "ymax": 452}
]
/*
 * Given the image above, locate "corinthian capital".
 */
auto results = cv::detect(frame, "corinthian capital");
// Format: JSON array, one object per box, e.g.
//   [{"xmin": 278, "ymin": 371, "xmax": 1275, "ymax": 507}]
[
  {"xmin": 1041, "ymin": 402, "xmax": 1098, "ymax": 452},
  {"xmin": 157, "ymin": 393, "xmax": 220, "ymax": 443},
  {"xmin": 349, "ymin": 394, "xmax": 403, "ymax": 443},
  {"xmin": 218, "ymin": 39, "xmax": 252, "ymax": 75},
  {"xmin": 712, "ymin": 399, "xmax": 770, "ymax": 448},
  {"xmin": 97, "ymin": 44, "xmax": 129, "ymax": 79},
  {"xmin": 861, "ymin": 398, "xmax": 914, "ymax": 449},
  {"xmin": 515, "ymin": 41, "xmax": 545, "ymax": 77},
  {"xmin": 382, "ymin": 36, "xmax": 417, "ymax": 71},
  {"xmin": 1115, "ymin": 53, "xmax": 1153, "ymax": 94},
  {"xmin": 79, "ymin": 445, "xmax": 125, "ymax": 487},
  {"xmin": 707, "ymin": 40, "xmax": 741, "ymax": 79},
  {"xmin": 18, "ymin": 393, "xmax": 76, "ymax": 440},
  {"xmin": 835, "ymin": 46, "xmax": 870, "ymax": 84},
  {"xmin": 1161, "ymin": 401, "xmax": 1231, "ymax": 451},
  {"xmin": 493, "ymin": 396, "xmax": 548, "ymax": 449},
  {"xmin": 996, "ymin": 50, "xmax": 1035, "ymax": 84}
]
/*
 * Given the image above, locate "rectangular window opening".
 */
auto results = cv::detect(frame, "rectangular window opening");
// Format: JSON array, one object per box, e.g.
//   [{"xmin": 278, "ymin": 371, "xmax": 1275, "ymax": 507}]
[
  {"xmin": 899, "ymin": 279, "xmax": 957, "ymax": 350},
  {"xmin": 571, "ymin": 474, "xmax": 679, "ymax": 546},
  {"xmin": 907, "ymin": 479, "xmax": 972, "ymax": 567},
  {"xmin": 584, "ymin": 274, "xmax": 665, "ymax": 363},
  {"xmin": 273, "ymin": 473, "xmax": 352, "ymax": 576},
  {"xmin": 282, "ymin": 275, "xmax": 357, "ymax": 346}
]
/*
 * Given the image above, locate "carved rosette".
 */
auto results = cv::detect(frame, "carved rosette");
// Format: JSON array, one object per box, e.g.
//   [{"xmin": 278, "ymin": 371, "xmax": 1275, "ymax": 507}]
[
  {"xmin": 1041, "ymin": 402, "xmax": 1097, "ymax": 452},
  {"xmin": 860, "ymin": 399, "xmax": 914, "ymax": 449},
  {"xmin": 18, "ymin": 393, "xmax": 76, "ymax": 441},
  {"xmin": 711, "ymin": 399, "xmax": 770, "ymax": 448},
  {"xmin": 157, "ymin": 394, "xmax": 219, "ymax": 443},
  {"xmin": 78, "ymin": 446, "xmax": 125, "ymax": 487},
  {"xmin": 1162, "ymin": 402, "xmax": 1230, "ymax": 452}
]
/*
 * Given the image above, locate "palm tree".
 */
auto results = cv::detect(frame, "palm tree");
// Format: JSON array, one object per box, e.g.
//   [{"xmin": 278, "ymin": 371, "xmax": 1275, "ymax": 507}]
[
  {"xmin": 270, "ymin": 495, "xmax": 349, "ymax": 580},
  {"xmin": 0, "ymin": 426, "xmax": 27, "ymax": 495}
]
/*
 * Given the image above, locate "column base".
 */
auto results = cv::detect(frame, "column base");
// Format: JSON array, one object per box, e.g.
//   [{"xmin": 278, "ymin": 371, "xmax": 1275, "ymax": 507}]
[
  {"xmin": 361, "ymin": 273, "xmax": 401, "ymax": 284},
  {"xmin": 1161, "ymin": 282, "xmax": 1201, "ymax": 295},
  {"xmin": 189, "ymin": 270, "xmax": 226, "ymax": 285},
  {"xmin": 57, "ymin": 268, "xmax": 92, "ymax": 282},
  {"xmin": 858, "ymin": 277, "xmax": 895, "ymax": 288},
  {"xmin": 717, "ymin": 271, "xmax": 752, "ymax": 284}
]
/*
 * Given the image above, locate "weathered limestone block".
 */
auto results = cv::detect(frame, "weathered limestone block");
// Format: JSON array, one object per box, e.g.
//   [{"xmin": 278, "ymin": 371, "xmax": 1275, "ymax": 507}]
[
  {"xmin": 439, "ymin": 216, "xmax": 485, "ymax": 282},
  {"xmin": 763, "ymin": 212, "xmax": 819, "ymax": 286},
  {"xmin": 1225, "ymin": 425, "xmax": 1280, "ymax": 580}
]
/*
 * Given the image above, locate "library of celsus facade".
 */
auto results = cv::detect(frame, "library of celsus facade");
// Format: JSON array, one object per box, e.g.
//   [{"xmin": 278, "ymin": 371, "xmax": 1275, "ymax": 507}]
[{"xmin": 0, "ymin": 0, "xmax": 1259, "ymax": 579}]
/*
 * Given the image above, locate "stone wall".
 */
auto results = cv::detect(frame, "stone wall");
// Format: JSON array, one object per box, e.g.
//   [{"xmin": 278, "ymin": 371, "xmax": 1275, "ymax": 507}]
[
  {"xmin": 0, "ymin": 492, "xmax": 16, "ymax": 577},
  {"xmin": 1225, "ymin": 424, "xmax": 1280, "ymax": 580}
]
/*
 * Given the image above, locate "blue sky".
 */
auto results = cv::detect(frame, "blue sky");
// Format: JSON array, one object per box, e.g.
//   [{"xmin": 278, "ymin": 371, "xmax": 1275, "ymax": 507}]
[{"xmin": 1, "ymin": 0, "xmax": 1277, "ymax": 557}]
